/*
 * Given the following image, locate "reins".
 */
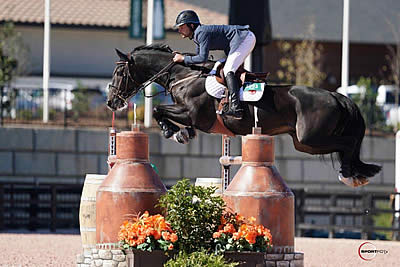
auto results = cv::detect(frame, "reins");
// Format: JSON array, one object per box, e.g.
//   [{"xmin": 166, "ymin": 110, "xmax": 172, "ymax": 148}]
[
  {"xmin": 112, "ymin": 56, "xmax": 207, "ymax": 104},
  {"xmin": 130, "ymin": 61, "xmax": 175, "ymax": 99},
  {"xmin": 111, "ymin": 60, "xmax": 176, "ymax": 105}
]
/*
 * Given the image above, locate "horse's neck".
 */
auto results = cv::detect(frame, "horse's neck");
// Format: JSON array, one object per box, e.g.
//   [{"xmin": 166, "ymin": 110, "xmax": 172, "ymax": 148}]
[
  {"xmin": 156, "ymin": 63, "xmax": 197, "ymax": 88},
  {"xmin": 136, "ymin": 53, "xmax": 201, "ymax": 88},
  {"xmin": 136, "ymin": 58, "xmax": 171, "ymax": 86}
]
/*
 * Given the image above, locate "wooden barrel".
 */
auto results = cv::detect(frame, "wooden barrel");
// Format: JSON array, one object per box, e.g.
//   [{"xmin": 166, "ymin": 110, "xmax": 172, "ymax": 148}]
[
  {"xmin": 195, "ymin": 178, "xmax": 222, "ymax": 195},
  {"xmin": 79, "ymin": 174, "xmax": 106, "ymax": 249}
]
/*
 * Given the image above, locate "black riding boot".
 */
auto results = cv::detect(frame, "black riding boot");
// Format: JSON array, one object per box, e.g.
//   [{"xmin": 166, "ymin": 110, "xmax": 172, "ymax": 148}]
[{"xmin": 224, "ymin": 71, "xmax": 243, "ymax": 119}]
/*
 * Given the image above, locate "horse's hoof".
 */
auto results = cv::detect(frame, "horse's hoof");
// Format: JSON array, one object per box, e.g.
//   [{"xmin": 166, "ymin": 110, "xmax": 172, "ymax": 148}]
[
  {"xmin": 338, "ymin": 174, "xmax": 369, "ymax": 187},
  {"xmin": 186, "ymin": 127, "xmax": 197, "ymax": 139},
  {"xmin": 163, "ymin": 129, "xmax": 174, "ymax": 139},
  {"xmin": 172, "ymin": 129, "xmax": 189, "ymax": 144}
]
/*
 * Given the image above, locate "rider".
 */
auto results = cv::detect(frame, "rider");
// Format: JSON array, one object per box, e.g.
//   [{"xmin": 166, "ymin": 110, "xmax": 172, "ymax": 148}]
[{"xmin": 172, "ymin": 10, "xmax": 256, "ymax": 120}]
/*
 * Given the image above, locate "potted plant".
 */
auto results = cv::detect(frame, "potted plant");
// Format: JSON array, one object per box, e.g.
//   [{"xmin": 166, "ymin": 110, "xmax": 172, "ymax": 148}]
[
  {"xmin": 157, "ymin": 178, "xmax": 225, "ymax": 253},
  {"xmin": 118, "ymin": 212, "xmax": 178, "ymax": 266},
  {"xmin": 119, "ymin": 179, "xmax": 273, "ymax": 267},
  {"xmin": 213, "ymin": 211, "xmax": 273, "ymax": 266},
  {"xmin": 213, "ymin": 212, "xmax": 272, "ymax": 253}
]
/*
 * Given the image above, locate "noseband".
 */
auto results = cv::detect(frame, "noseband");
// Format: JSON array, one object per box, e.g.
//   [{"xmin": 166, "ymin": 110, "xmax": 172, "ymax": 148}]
[{"xmin": 109, "ymin": 59, "xmax": 175, "ymax": 105}]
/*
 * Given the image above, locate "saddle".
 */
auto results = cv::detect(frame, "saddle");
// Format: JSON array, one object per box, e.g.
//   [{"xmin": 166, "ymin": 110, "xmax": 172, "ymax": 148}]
[{"xmin": 214, "ymin": 63, "xmax": 269, "ymax": 87}]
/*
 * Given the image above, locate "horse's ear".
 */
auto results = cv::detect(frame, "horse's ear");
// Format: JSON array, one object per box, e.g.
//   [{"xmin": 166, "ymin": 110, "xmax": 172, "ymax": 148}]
[{"xmin": 115, "ymin": 48, "xmax": 129, "ymax": 62}]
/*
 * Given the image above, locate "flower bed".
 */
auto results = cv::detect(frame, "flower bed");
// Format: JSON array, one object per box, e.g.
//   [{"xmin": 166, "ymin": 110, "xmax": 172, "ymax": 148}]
[
  {"xmin": 118, "ymin": 212, "xmax": 178, "ymax": 252},
  {"xmin": 213, "ymin": 212, "xmax": 272, "ymax": 253},
  {"xmin": 117, "ymin": 179, "xmax": 279, "ymax": 266}
]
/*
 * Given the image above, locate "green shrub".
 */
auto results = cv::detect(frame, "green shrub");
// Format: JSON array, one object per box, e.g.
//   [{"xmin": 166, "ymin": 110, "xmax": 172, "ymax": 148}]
[
  {"xmin": 352, "ymin": 77, "xmax": 386, "ymax": 130},
  {"xmin": 164, "ymin": 250, "xmax": 238, "ymax": 267},
  {"xmin": 372, "ymin": 200, "xmax": 393, "ymax": 240},
  {"xmin": 72, "ymin": 83, "xmax": 89, "ymax": 120},
  {"xmin": 17, "ymin": 109, "xmax": 33, "ymax": 120},
  {"xmin": 157, "ymin": 179, "xmax": 225, "ymax": 253}
]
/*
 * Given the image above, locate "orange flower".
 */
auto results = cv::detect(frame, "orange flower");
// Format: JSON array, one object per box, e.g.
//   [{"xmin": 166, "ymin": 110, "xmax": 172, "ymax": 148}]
[
  {"xmin": 239, "ymin": 224, "xmax": 248, "ymax": 232},
  {"xmin": 168, "ymin": 244, "xmax": 174, "ymax": 250},
  {"xmin": 118, "ymin": 211, "xmax": 178, "ymax": 250},
  {"xmin": 248, "ymin": 217, "xmax": 256, "ymax": 224},
  {"xmin": 232, "ymin": 232, "xmax": 241, "ymax": 240},
  {"xmin": 170, "ymin": 233, "xmax": 178, "ymax": 243},
  {"xmin": 235, "ymin": 214, "xmax": 245, "ymax": 222},
  {"xmin": 162, "ymin": 231, "xmax": 170, "ymax": 241},
  {"xmin": 221, "ymin": 215, "xmax": 227, "ymax": 225},
  {"xmin": 213, "ymin": 211, "xmax": 273, "ymax": 252},
  {"xmin": 223, "ymin": 223, "xmax": 236, "ymax": 234},
  {"xmin": 153, "ymin": 230, "xmax": 161, "ymax": 240},
  {"xmin": 213, "ymin": 232, "xmax": 221, "ymax": 239},
  {"xmin": 244, "ymin": 231, "xmax": 257, "ymax": 244}
]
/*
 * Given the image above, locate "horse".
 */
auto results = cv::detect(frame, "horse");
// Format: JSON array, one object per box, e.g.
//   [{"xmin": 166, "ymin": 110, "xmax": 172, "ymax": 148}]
[{"xmin": 106, "ymin": 43, "xmax": 381, "ymax": 188}]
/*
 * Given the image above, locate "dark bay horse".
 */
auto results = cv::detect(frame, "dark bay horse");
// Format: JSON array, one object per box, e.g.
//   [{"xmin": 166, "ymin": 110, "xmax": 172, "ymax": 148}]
[{"xmin": 106, "ymin": 44, "xmax": 381, "ymax": 187}]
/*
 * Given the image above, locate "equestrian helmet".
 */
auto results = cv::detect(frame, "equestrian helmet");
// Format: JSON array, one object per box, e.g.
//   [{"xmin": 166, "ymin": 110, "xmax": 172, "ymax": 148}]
[{"xmin": 174, "ymin": 10, "xmax": 200, "ymax": 29}]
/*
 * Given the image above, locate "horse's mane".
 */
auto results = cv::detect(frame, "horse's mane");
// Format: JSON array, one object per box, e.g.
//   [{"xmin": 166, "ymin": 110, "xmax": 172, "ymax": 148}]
[
  {"xmin": 131, "ymin": 43, "xmax": 213, "ymax": 73},
  {"xmin": 132, "ymin": 43, "xmax": 209, "ymax": 60},
  {"xmin": 132, "ymin": 43, "xmax": 173, "ymax": 54}
]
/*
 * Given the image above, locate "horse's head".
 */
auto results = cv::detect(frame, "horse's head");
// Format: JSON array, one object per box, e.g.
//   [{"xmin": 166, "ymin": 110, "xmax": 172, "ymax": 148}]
[
  {"xmin": 107, "ymin": 45, "xmax": 176, "ymax": 111},
  {"xmin": 106, "ymin": 49, "xmax": 141, "ymax": 111}
]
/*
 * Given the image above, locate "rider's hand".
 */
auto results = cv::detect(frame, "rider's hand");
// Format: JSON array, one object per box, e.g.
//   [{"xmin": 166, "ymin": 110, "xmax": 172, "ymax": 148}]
[
  {"xmin": 210, "ymin": 59, "xmax": 225, "ymax": 76},
  {"xmin": 213, "ymin": 61, "xmax": 222, "ymax": 69},
  {"xmin": 173, "ymin": 53, "xmax": 185, "ymax": 63}
]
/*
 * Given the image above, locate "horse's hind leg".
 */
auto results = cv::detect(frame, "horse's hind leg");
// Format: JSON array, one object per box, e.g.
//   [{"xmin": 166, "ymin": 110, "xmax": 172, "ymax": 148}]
[{"xmin": 294, "ymin": 110, "xmax": 361, "ymax": 182}]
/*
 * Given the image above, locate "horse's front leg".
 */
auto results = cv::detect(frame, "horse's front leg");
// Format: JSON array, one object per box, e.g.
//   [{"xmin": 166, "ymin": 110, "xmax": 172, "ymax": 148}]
[
  {"xmin": 156, "ymin": 117, "xmax": 180, "ymax": 139},
  {"xmin": 153, "ymin": 104, "xmax": 195, "ymax": 143}
]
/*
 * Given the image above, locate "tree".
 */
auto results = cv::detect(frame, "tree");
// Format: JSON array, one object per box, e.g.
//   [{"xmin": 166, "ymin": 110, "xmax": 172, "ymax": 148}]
[
  {"xmin": 0, "ymin": 22, "xmax": 30, "ymax": 85},
  {"xmin": 276, "ymin": 22, "xmax": 326, "ymax": 87},
  {"xmin": 0, "ymin": 22, "xmax": 30, "ymax": 124},
  {"xmin": 0, "ymin": 47, "xmax": 17, "ymax": 86}
]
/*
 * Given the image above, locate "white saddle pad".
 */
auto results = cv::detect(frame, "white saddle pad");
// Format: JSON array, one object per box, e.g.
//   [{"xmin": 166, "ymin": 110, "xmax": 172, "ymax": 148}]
[{"xmin": 205, "ymin": 76, "xmax": 264, "ymax": 102}]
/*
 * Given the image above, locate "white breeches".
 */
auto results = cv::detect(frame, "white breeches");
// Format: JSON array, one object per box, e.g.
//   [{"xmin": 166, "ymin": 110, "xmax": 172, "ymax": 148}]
[{"xmin": 223, "ymin": 31, "xmax": 256, "ymax": 74}]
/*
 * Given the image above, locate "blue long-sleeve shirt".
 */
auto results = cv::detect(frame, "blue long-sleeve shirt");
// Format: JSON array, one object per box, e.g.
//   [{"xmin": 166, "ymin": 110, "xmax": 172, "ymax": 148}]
[{"xmin": 183, "ymin": 24, "xmax": 251, "ymax": 65}]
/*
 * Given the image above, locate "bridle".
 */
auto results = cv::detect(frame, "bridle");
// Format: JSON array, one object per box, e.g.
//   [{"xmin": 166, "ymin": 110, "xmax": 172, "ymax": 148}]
[
  {"xmin": 108, "ymin": 61, "xmax": 140, "ymax": 105},
  {"xmin": 109, "ymin": 58, "xmax": 175, "ymax": 106}
]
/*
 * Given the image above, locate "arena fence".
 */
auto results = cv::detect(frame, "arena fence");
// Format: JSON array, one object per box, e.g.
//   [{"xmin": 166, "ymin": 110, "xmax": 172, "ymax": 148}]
[
  {"xmin": 0, "ymin": 182, "xmax": 82, "ymax": 231},
  {"xmin": 0, "ymin": 86, "xmax": 171, "ymax": 128},
  {"xmin": 0, "ymin": 87, "xmax": 131, "ymax": 128},
  {"xmin": 293, "ymin": 189, "xmax": 400, "ymax": 240}
]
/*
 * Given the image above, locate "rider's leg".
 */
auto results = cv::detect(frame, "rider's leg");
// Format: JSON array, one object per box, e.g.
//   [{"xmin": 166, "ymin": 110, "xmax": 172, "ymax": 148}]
[
  {"xmin": 223, "ymin": 31, "xmax": 256, "ymax": 119},
  {"xmin": 224, "ymin": 71, "xmax": 243, "ymax": 119}
]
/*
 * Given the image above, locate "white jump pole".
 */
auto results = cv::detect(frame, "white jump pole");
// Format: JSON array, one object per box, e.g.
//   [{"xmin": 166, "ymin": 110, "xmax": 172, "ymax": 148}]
[
  {"xmin": 42, "ymin": 0, "xmax": 51, "ymax": 123},
  {"xmin": 341, "ymin": 0, "xmax": 350, "ymax": 94},
  {"xmin": 144, "ymin": 0, "xmax": 154, "ymax": 128},
  {"xmin": 395, "ymin": 131, "xmax": 400, "ymax": 238}
]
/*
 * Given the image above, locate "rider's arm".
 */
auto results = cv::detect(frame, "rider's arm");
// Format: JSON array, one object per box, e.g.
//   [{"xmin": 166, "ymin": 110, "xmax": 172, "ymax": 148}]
[{"xmin": 184, "ymin": 31, "xmax": 210, "ymax": 65}]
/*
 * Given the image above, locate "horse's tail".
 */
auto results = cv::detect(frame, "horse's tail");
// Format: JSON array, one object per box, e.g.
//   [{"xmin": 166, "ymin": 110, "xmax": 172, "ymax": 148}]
[{"xmin": 333, "ymin": 92, "xmax": 382, "ymax": 178}]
